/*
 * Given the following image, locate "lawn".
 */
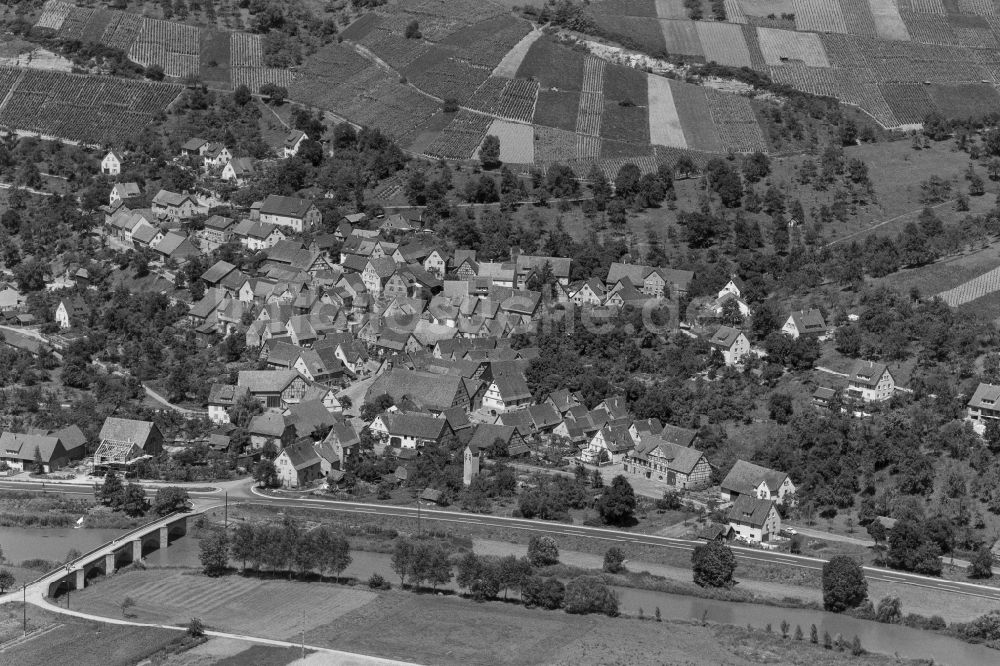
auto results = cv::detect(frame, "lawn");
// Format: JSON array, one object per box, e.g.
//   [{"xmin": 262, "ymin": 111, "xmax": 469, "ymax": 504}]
[{"xmin": 69, "ymin": 569, "xmax": 377, "ymax": 640}]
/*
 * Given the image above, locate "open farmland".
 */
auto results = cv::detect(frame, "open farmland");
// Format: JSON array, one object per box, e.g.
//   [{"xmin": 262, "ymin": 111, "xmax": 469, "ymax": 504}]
[
  {"xmin": 938, "ymin": 266, "xmax": 1000, "ymax": 307},
  {"xmin": 928, "ymin": 83, "xmax": 1000, "ymax": 119},
  {"xmin": 793, "ymin": 0, "xmax": 848, "ymax": 33},
  {"xmin": 405, "ymin": 53, "xmax": 491, "ymax": 104},
  {"xmin": 869, "ymin": 0, "xmax": 912, "ymax": 40},
  {"xmin": 724, "ymin": 0, "xmax": 749, "ymax": 23},
  {"xmin": 426, "ymin": 110, "xmax": 494, "ymax": 159},
  {"xmin": 757, "ymin": 27, "xmax": 830, "ymax": 65},
  {"xmin": 768, "ymin": 65, "xmax": 897, "ymax": 127},
  {"xmin": 515, "ymin": 36, "xmax": 585, "ymax": 91},
  {"xmin": 696, "ymin": 20, "xmax": 753, "ymax": 67},
  {"xmin": 533, "ymin": 90, "xmax": 582, "ymax": 132},
  {"xmin": 70, "ymin": 570, "xmax": 377, "ymax": 640},
  {"xmin": 439, "ymin": 15, "xmax": 532, "ymax": 69},
  {"xmin": 600, "ymin": 100, "xmax": 650, "ymax": 144},
  {"xmin": 705, "ymin": 88, "xmax": 768, "ymax": 153},
  {"xmin": 0, "ymin": 67, "xmax": 180, "ymax": 145},
  {"xmin": 647, "ymin": 74, "xmax": 686, "ymax": 148},
  {"xmin": 669, "ymin": 79, "xmax": 724, "ymax": 152},
  {"xmin": 660, "ymin": 20, "xmax": 704, "ymax": 58},
  {"xmin": 593, "ymin": 0, "xmax": 659, "ymax": 15},
  {"xmin": 200, "ymin": 29, "xmax": 232, "ymax": 90},
  {"xmin": 485, "ymin": 119, "xmax": 535, "ymax": 163},
  {"xmin": 494, "ymin": 28, "xmax": 542, "ymax": 78},
  {"xmin": 878, "ymin": 82, "xmax": 935, "ymax": 125},
  {"xmin": 589, "ymin": 14, "xmax": 669, "ymax": 54},
  {"xmin": 603, "ymin": 64, "xmax": 648, "ymax": 105},
  {"xmin": 841, "ymin": 0, "xmax": 881, "ymax": 37},
  {"xmin": 360, "ymin": 28, "xmax": 433, "ymax": 70},
  {"xmin": 655, "ymin": 0, "xmax": 690, "ymax": 19},
  {"xmin": 534, "ymin": 125, "xmax": 579, "ymax": 163}
]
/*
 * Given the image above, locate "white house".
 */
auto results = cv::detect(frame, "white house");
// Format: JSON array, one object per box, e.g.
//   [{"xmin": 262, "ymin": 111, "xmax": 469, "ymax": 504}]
[
  {"xmin": 720, "ymin": 460, "xmax": 795, "ymax": 505},
  {"xmin": 709, "ymin": 325, "xmax": 750, "ymax": 366},
  {"xmin": 202, "ymin": 143, "xmax": 232, "ymax": 169},
  {"xmin": 274, "ymin": 441, "xmax": 323, "ymax": 488},
  {"xmin": 717, "ymin": 276, "xmax": 745, "ymax": 300},
  {"xmin": 221, "ymin": 157, "xmax": 256, "ymax": 186},
  {"xmin": 101, "ymin": 150, "xmax": 123, "ymax": 176},
  {"xmin": 481, "ymin": 376, "xmax": 532, "ymax": 414},
  {"xmin": 283, "ymin": 130, "xmax": 307, "ymax": 158},
  {"xmin": 968, "ymin": 382, "xmax": 1000, "ymax": 428},
  {"xmin": 727, "ymin": 496, "xmax": 781, "ymax": 544},
  {"xmin": 258, "ymin": 195, "xmax": 321, "ymax": 233},
  {"xmin": 847, "ymin": 361, "xmax": 894, "ymax": 403},
  {"xmin": 781, "ymin": 309, "xmax": 827, "ymax": 339},
  {"xmin": 55, "ymin": 297, "xmax": 88, "ymax": 329},
  {"xmin": 207, "ymin": 384, "xmax": 249, "ymax": 425},
  {"xmin": 151, "ymin": 190, "xmax": 205, "ymax": 221},
  {"xmin": 109, "ymin": 182, "xmax": 141, "ymax": 207},
  {"xmin": 423, "ymin": 249, "xmax": 449, "ymax": 278}
]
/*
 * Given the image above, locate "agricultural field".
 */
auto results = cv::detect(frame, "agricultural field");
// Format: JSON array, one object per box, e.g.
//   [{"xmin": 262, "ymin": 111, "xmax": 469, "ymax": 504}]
[
  {"xmin": 741, "ymin": 23, "xmax": 768, "ymax": 67},
  {"xmin": 485, "ymin": 119, "xmax": 535, "ymax": 163},
  {"xmin": 35, "ymin": 0, "xmax": 72, "ymax": 30},
  {"xmin": 869, "ymin": 0, "xmax": 912, "ymax": 40},
  {"xmin": 768, "ymin": 65, "xmax": 897, "ymax": 127},
  {"xmin": 70, "ymin": 569, "xmax": 377, "ymax": 640},
  {"xmin": 0, "ymin": 67, "xmax": 181, "ymax": 146},
  {"xmin": 938, "ymin": 265, "xmax": 1000, "ymax": 307},
  {"xmin": 793, "ymin": 0, "xmax": 848, "ymax": 33},
  {"xmin": 128, "ymin": 19, "xmax": 201, "ymax": 78},
  {"xmin": 872, "ymin": 243, "xmax": 1000, "ymax": 301},
  {"xmin": 497, "ymin": 78, "xmax": 539, "ymax": 122},
  {"xmin": 533, "ymin": 90, "xmax": 582, "ymax": 132},
  {"xmin": 705, "ymin": 88, "xmax": 768, "ymax": 153},
  {"xmin": 533, "ymin": 125, "xmax": 579, "ymax": 163},
  {"xmin": 231, "ymin": 67, "xmax": 294, "ymax": 92},
  {"xmin": 360, "ymin": 28, "xmax": 434, "ymax": 71},
  {"xmin": 696, "ymin": 20, "xmax": 753, "ymax": 67},
  {"xmin": 600, "ymin": 100, "xmax": 650, "ymax": 144},
  {"xmin": 668, "ymin": 79, "xmax": 724, "ymax": 152},
  {"xmin": 493, "ymin": 28, "xmax": 542, "ymax": 78},
  {"xmin": 878, "ymin": 82, "xmax": 936, "ymax": 125},
  {"xmin": 724, "ymin": 0, "xmax": 749, "ymax": 23},
  {"xmin": 466, "ymin": 76, "xmax": 508, "ymax": 115},
  {"xmin": 514, "ymin": 36, "xmax": 585, "ymax": 91},
  {"xmin": 405, "ymin": 54, "xmax": 491, "ymax": 104},
  {"xmin": 660, "ymin": 20, "xmax": 704, "ymax": 58},
  {"xmin": 425, "ymin": 110, "xmax": 495, "ymax": 159},
  {"xmin": 928, "ymin": 82, "xmax": 1000, "ymax": 118},
  {"xmin": 840, "ymin": 0, "xmax": 881, "ymax": 37},
  {"xmin": 339, "ymin": 13, "xmax": 378, "ymax": 41},
  {"xmin": 655, "ymin": 0, "xmax": 690, "ymax": 19},
  {"xmin": 199, "ymin": 29, "xmax": 231, "ymax": 90},
  {"xmin": 592, "ymin": 0, "xmax": 659, "ymax": 15},
  {"xmin": 601, "ymin": 137, "xmax": 655, "ymax": 158},
  {"xmin": 647, "ymin": 74, "xmax": 686, "ymax": 148},
  {"xmin": 602, "ymin": 64, "xmax": 648, "ymax": 105},
  {"xmin": 438, "ymin": 15, "xmax": 532, "ymax": 69},
  {"xmin": 757, "ymin": 27, "xmax": 830, "ymax": 66},
  {"xmin": 576, "ymin": 57, "xmax": 606, "ymax": 137},
  {"xmin": 589, "ymin": 13, "xmax": 669, "ymax": 54}
]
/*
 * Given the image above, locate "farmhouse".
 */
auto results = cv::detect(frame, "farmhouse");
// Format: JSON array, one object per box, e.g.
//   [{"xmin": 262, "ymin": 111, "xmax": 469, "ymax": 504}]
[
  {"xmin": 274, "ymin": 441, "xmax": 323, "ymax": 488},
  {"xmin": 233, "ymin": 220, "xmax": 286, "ymax": 250},
  {"xmin": 207, "ymin": 383, "xmax": 249, "ymax": 424},
  {"xmin": 101, "ymin": 150, "xmax": 123, "ymax": 175},
  {"xmin": 0, "ymin": 432, "xmax": 79, "ymax": 472},
  {"xmin": 367, "ymin": 369, "xmax": 470, "ymax": 414},
  {"xmin": 238, "ymin": 370, "xmax": 309, "ymax": 410},
  {"xmin": 94, "ymin": 418, "xmax": 164, "ymax": 472},
  {"xmin": 481, "ymin": 375, "xmax": 532, "ymax": 414},
  {"xmin": 709, "ymin": 325, "xmax": 750, "ymax": 366},
  {"xmin": 847, "ymin": 360, "xmax": 895, "ymax": 403},
  {"xmin": 151, "ymin": 189, "xmax": 205, "ymax": 221},
  {"xmin": 727, "ymin": 496, "xmax": 781, "ymax": 544},
  {"xmin": 259, "ymin": 195, "xmax": 321, "ymax": 233},
  {"xmin": 197, "ymin": 215, "xmax": 237, "ymax": 252},
  {"xmin": 606, "ymin": 262, "xmax": 694, "ymax": 297},
  {"xmin": 109, "ymin": 182, "xmax": 141, "ymax": 207},
  {"xmin": 0, "ymin": 284, "xmax": 24, "ymax": 312},
  {"xmin": 467, "ymin": 423, "xmax": 529, "ymax": 457},
  {"xmin": 202, "ymin": 142, "xmax": 231, "ymax": 169},
  {"xmin": 781, "ymin": 309, "xmax": 827, "ymax": 339},
  {"xmin": 384, "ymin": 412, "xmax": 456, "ymax": 450},
  {"xmin": 622, "ymin": 435, "xmax": 711, "ymax": 491},
  {"xmin": 248, "ymin": 413, "xmax": 296, "ymax": 449},
  {"xmin": 181, "ymin": 137, "xmax": 209, "ymax": 156},
  {"xmin": 515, "ymin": 254, "xmax": 571, "ymax": 288},
  {"xmin": 720, "ymin": 460, "xmax": 795, "ymax": 505}
]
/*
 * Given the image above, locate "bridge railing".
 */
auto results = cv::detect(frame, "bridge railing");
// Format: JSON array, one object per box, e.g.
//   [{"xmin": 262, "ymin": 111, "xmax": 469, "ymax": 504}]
[{"xmin": 27, "ymin": 510, "xmax": 197, "ymax": 587}]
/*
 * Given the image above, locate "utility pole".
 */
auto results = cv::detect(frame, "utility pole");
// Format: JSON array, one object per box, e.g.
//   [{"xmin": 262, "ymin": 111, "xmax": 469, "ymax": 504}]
[
  {"xmin": 224, "ymin": 491, "xmax": 228, "ymax": 529},
  {"xmin": 22, "ymin": 584, "xmax": 26, "ymax": 636},
  {"xmin": 417, "ymin": 501, "xmax": 421, "ymax": 535}
]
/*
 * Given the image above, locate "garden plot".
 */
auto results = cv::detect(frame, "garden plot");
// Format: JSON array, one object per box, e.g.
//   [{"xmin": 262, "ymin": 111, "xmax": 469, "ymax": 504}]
[
  {"xmin": 483, "ymin": 119, "xmax": 534, "ymax": 163},
  {"xmin": 655, "ymin": 0, "xmax": 689, "ymax": 19},
  {"xmin": 646, "ymin": 74, "xmax": 686, "ymax": 148},
  {"xmin": 494, "ymin": 29, "xmax": 542, "ymax": 78},
  {"xmin": 868, "ymin": 0, "xmax": 911, "ymax": 40},
  {"xmin": 36, "ymin": 1, "xmax": 73, "ymax": 30},
  {"xmin": 757, "ymin": 27, "xmax": 830, "ymax": 66},
  {"xmin": 660, "ymin": 20, "xmax": 704, "ymax": 58},
  {"xmin": 793, "ymin": 0, "xmax": 848, "ymax": 33},
  {"xmin": 696, "ymin": 21, "xmax": 753, "ymax": 67}
]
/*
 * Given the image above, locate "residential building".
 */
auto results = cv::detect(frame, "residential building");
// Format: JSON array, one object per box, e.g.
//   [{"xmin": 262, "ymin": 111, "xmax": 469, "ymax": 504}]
[
  {"xmin": 207, "ymin": 384, "xmax": 249, "ymax": 425},
  {"xmin": 55, "ymin": 297, "xmax": 89, "ymax": 329},
  {"xmin": 109, "ymin": 182, "xmax": 141, "ymax": 207},
  {"xmin": 238, "ymin": 370, "xmax": 310, "ymax": 410},
  {"xmin": 467, "ymin": 423, "xmax": 529, "ymax": 457},
  {"xmin": 274, "ymin": 441, "xmax": 323, "ymax": 488},
  {"xmin": 181, "ymin": 137, "xmax": 209, "ymax": 156},
  {"xmin": 0, "ymin": 284, "xmax": 24, "ymax": 312},
  {"xmin": 727, "ymin": 496, "xmax": 781, "ymax": 544},
  {"xmin": 622, "ymin": 436, "xmax": 711, "ymax": 491},
  {"xmin": 283, "ymin": 130, "xmax": 307, "ymax": 157},
  {"xmin": 221, "ymin": 157, "xmax": 256, "ymax": 186},
  {"xmin": 197, "ymin": 215, "xmax": 236, "ymax": 252},
  {"xmin": 101, "ymin": 150, "xmax": 123, "ymax": 175},
  {"xmin": 320, "ymin": 423, "xmax": 360, "ymax": 470},
  {"xmin": 384, "ymin": 412, "xmax": 456, "ymax": 449},
  {"xmin": 481, "ymin": 375, "xmax": 532, "ymax": 414},
  {"xmin": 366, "ymin": 369, "xmax": 470, "ymax": 414},
  {"xmin": 781, "ymin": 309, "xmax": 827, "ymax": 339},
  {"xmin": 259, "ymin": 195, "xmax": 321, "ymax": 233},
  {"xmin": 202, "ymin": 143, "xmax": 231, "ymax": 169},
  {"xmin": 968, "ymin": 382, "xmax": 1000, "ymax": 425},
  {"xmin": 515, "ymin": 255, "xmax": 572, "ymax": 289},
  {"xmin": 709, "ymin": 325, "xmax": 750, "ymax": 366},
  {"xmin": 94, "ymin": 418, "xmax": 164, "ymax": 471},
  {"xmin": 720, "ymin": 460, "xmax": 795, "ymax": 505},
  {"xmin": 151, "ymin": 190, "xmax": 205, "ymax": 221},
  {"xmin": 606, "ymin": 262, "xmax": 694, "ymax": 297},
  {"xmin": 847, "ymin": 361, "xmax": 895, "ymax": 403},
  {"xmin": 248, "ymin": 412, "xmax": 296, "ymax": 449},
  {"xmin": 582, "ymin": 423, "xmax": 635, "ymax": 464},
  {"xmin": 0, "ymin": 432, "xmax": 79, "ymax": 472}
]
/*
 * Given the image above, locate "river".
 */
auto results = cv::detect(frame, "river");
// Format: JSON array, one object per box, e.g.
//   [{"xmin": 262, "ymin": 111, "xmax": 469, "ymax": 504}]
[{"xmin": 1, "ymin": 527, "xmax": 994, "ymax": 666}]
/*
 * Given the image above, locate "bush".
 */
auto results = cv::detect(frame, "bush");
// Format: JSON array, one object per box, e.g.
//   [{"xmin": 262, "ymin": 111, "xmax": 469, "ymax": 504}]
[
  {"xmin": 527, "ymin": 535, "xmax": 559, "ymax": 566},
  {"xmin": 368, "ymin": 573, "xmax": 391, "ymax": 590},
  {"xmin": 564, "ymin": 576, "xmax": 619, "ymax": 616},
  {"xmin": 187, "ymin": 617, "xmax": 205, "ymax": 637},
  {"xmin": 691, "ymin": 541, "xmax": 736, "ymax": 588},
  {"xmin": 958, "ymin": 610, "xmax": 1000, "ymax": 642},
  {"xmin": 522, "ymin": 575, "xmax": 565, "ymax": 610},
  {"xmin": 874, "ymin": 596, "xmax": 902, "ymax": 624},
  {"xmin": 603, "ymin": 547, "xmax": 626, "ymax": 574}
]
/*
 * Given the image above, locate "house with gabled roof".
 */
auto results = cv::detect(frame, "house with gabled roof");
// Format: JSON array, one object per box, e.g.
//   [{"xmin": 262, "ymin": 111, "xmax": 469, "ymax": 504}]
[
  {"xmin": 727, "ymin": 496, "xmax": 781, "ymax": 544},
  {"xmin": 515, "ymin": 254, "xmax": 572, "ymax": 289},
  {"xmin": 367, "ymin": 369, "xmax": 470, "ymax": 414},
  {"xmin": 283, "ymin": 130, "xmax": 307, "ymax": 157},
  {"xmin": 202, "ymin": 142, "xmax": 232, "ymax": 169},
  {"xmin": 207, "ymin": 384, "xmax": 249, "ymax": 424},
  {"xmin": 274, "ymin": 440, "xmax": 323, "ymax": 488},
  {"xmin": 384, "ymin": 411, "xmax": 456, "ymax": 450},
  {"xmin": 94, "ymin": 418, "xmax": 164, "ymax": 471},
  {"xmin": 622, "ymin": 435, "xmax": 711, "ymax": 491},
  {"xmin": 781, "ymin": 309, "xmax": 827, "ymax": 339},
  {"xmin": 197, "ymin": 214, "xmax": 236, "ymax": 252},
  {"xmin": 221, "ymin": 157, "xmax": 256, "ymax": 186},
  {"xmin": 606, "ymin": 262, "xmax": 693, "ymax": 297},
  {"xmin": 181, "ymin": 137, "xmax": 209, "ymax": 156},
  {"xmin": 248, "ymin": 412, "xmax": 296, "ymax": 449},
  {"xmin": 151, "ymin": 189, "xmax": 205, "ymax": 221},
  {"xmin": 109, "ymin": 182, "xmax": 141, "ymax": 207},
  {"xmin": 482, "ymin": 375, "xmax": 532, "ymax": 414},
  {"xmin": 527, "ymin": 403, "xmax": 562, "ymax": 433},
  {"xmin": 717, "ymin": 275, "xmax": 746, "ymax": 300},
  {"xmin": 259, "ymin": 194, "xmax": 320, "ymax": 233},
  {"xmin": 233, "ymin": 219, "xmax": 286, "ymax": 250},
  {"xmin": 468, "ymin": 423, "xmax": 529, "ymax": 457},
  {"xmin": 154, "ymin": 232, "xmax": 201, "ymax": 261},
  {"xmin": 582, "ymin": 423, "xmax": 635, "ymax": 464},
  {"xmin": 545, "ymin": 389, "xmax": 583, "ymax": 415},
  {"xmin": 847, "ymin": 360, "xmax": 894, "ymax": 403},
  {"xmin": 55, "ymin": 297, "xmax": 89, "ymax": 330},
  {"xmin": 101, "ymin": 149, "xmax": 123, "ymax": 175},
  {"xmin": 709, "ymin": 325, "xmax": 750, "ymax": 366},
  {"xmin": 571, "ymin": 278, "xmax": 607, "ymax": 307},
  {"xmin": 721, "ymin": 460, "xmax": 795, "ymax": 505},
  {"xmin": 968, "ymin": 382, "xmax": 1000, "ymax": 426},
  {"xmin": 238, "ymin": 370, "xmax": 309, "ymax": 410},
  {"xmin": 0, "ymin": 432, "xmax": 77, "ymax": 472}
]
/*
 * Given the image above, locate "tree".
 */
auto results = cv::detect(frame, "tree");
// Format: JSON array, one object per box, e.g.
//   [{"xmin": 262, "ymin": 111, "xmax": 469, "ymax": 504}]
[
  {"xmin": 480, "ymin": 135, "xmax": 501, "ymax": 169},
  {"xmin": 253, "ymin": 459, "xmax": 280, "ymax": 488},
  {"xmin": 121, "ymin": 483, "xmax": 150, "ymax": 517},
  {"xmin": 259, "ymin": 83, "xmax": 287, "ymax": 104},
  {"xmin": 391, "ymin": 537, "xmax": 415, "ymax": 587},
  {"xmin": 199, "ymin": 528, "xmax": 230, "ymax": 576},
  {"xmin": 233, "ymin": 83, "xmax": 252, "ymax": 105},
  {"xmin": 121, "ymin": 596, "xmax": 136, "ymax": 617},
  {"xmin": 456, "ymin": 551, "xmax": 482, "ymax": 593},
  {"xmin": 527, "ymin": 535, "xmax": 559, "ymax": 566},
  {"xmin": 691, "ymin": 541, "xmax": 736, "ymax": 588},
  {"xmin": 564, "ymin": 576, "xmax": 619, "ymax": 616},
  {"xmin": 886, "ymin": 519, "xmax": 942, "ymax": 575},
  {"xmin": 187, "ymin": 617, "xmax": 205, "ymax": 637},
  {"xmin": 99, "ymin": 470, "xmax": 124, "ymax": 509},
  {"xmin": 874, "ymin": 596, "xmax": 902, "ymax": 624},
  {"xmin": 32, "ymin": 445, "xmax": 44, "ymax": 474},
  {"xmin": 614, "ymin": 163, "xmax": 642, "ymax": 199},
  {"xmin": 969, "ymin": 546, "xmax": 994, "ymax": 580},
  {"xmin": 145, "ymin": 64, "xmax": 165, "ymax": 81},
  {"xmin": 230, "ymin": 523, "xmax": 256, "ymax": 573},
  {"xmin": 597, "ymin": 475, "xmax": 637, "ymax": 526},
  {"xmin": 768, "ymin": 393, "xmax": 793, "ymax": 424},
  {"xmin": 522, "ymin": 575, "xmax": 565, "ymax": 609},
  {"xmin": 603, "ymin": 547, "xmax": 626, "ymax": 573},
  {"xmin": 152, "ymin": 487, "xmax": 190, "ymax": 516},
  {"xmin": 0, "ymin": 570, "xmax": 14, "ymax": 593},
  {"xmin": 822, "ymin": 556, "xmax": 868, "ymax": 612},
  {"xmin": 404, "ymin": 19, "xmax": 421, "ymax": 38}
]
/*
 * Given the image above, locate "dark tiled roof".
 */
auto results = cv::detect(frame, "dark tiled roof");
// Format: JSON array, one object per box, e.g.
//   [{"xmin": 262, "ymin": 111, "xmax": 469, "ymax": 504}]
[
  {"xmin": 727, "ymin": 496, "xmax": 776, "ymax": 528},
  {"xmin": 721, "ymin": 460, "xmax": 788, "ymax": 496}
]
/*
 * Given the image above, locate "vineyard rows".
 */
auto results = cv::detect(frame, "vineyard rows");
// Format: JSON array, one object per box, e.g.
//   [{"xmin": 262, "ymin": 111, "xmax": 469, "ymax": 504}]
[
  {"xmin": 757, "ymin": 27, "xmax": 830, "ymax": 67},
  {"xmin": 705, "ymin": 89, "xmax": 767, "ymax": 153},
  {"xmin": 902, "ymin": 0, "xmax": 945, "ymax": 12},
  {"xmin": 129, "ymin": 19, "xmax": 201, "ymax": 78},
  {"xmin": 900, "ymin": 11, "xmax": 959, "ymax": 44},
  {"xmin": 878, "ymin": 82, "xmax": 936, "ymax": 124},
  {"xmin": 408, "ymin": 57, "xmax": 490, "ymax": 104},
  {"xmin": 938, "ymin": 266, "xmax": 1000, "ymax": 307},
  {"xmin": 0, "ymin": 68, "xmax": 180, "ymax": 145},
  {"xmin": 724, "ymin": 0, "xmax": 747, "ymax": 24},
  {"xmin": 840, "ymin": 0, "xmax": 880, "ymax": 38},
  {"xmin": 425, "ymin": 110, "xmax": 494, "ymax": 159},
  {"xmin": 768, "ymin": 65, "xmax": 896, "ymax": 127},
  {"xmin": 36, "ymin": 0, "xmax": 73, "ymax": 30},
  {"xmin": 57, "ymin": 7, "xmax": 95, "ymax": 41},
  {"xmin": 533, "ymin": 126, "xmax": 578, "ymax": 163},
  {"xmin": 442, "ymin": 15, "xmax": 533, "ymax": 69},
  {"xmin": 958, "ymin": 0, "xmax": 996, "ymax": 15},
  {"xmin": 230, "ymin": 32, "xmax": 263, "ymax": 68},
  {"xmin": 495, "ymin": 79, "xmax": 537, "ymax": 122},
  {"xmin": 576, "ymin": 57, "xmax": 605, "ymax": 138},
  {"xmin": 868, "ymin": 0, "xmax": 911, "ymax": 41},
  {"xmin": 101, "ymin": 11, "xmax": 143, "ymax": 52},
  {"xmin": 793, "ymin": 0, "xmax": 848, "ymax": 34},
  {"xmin": 363, "ymin": 29, "xmax": 433, "ymax": 70},
  {"xmin": 697, "ymin": 21, "xmax": 753, "ymax": 68},
  {"xmin": 466, "ymin": 77, "xmax": 508, "ymax": 114},
  {"xmin": 576, "ymin": 133, "xmax": 600, "ymax": 160},
  {"xmin": 231, "ymin": 67, "xmax": 294, "ymax": 91}
]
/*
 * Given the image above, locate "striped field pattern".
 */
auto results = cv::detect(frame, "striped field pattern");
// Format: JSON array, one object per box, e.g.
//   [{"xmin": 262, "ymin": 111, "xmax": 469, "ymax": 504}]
[
  {"xmin": 646, "ymin": 73, "xmax": 686, "ymax": 148},
  {"xmin": 938, "ymin": 267, "xmax": 1000, "ymax": 307},
  {"xmin": 36, "ymin": 0, "xmax": 73, "ymax": 30},
  {"xmin": 868, "ymin": 0, "xmax": 911, "ymax": 40},
  {"xmin": 697, "ymin": 21, "xmax": 753, "ymax": 67},
  {"xmin": 757, "ymin": 27, "xmax": 830, "ymax": 66},
  {"xmin": 575, "ymin": 57, "xmax": 605, "ymax": 138},
  {"xmin": 793, "ymin": 0, "xmax": 848, "ymax": 33}
]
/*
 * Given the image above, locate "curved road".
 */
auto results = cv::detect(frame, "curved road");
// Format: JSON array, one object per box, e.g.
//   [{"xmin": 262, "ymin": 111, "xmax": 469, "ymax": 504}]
[{"xmin": 7, "ymin": 478, "xmax": 1000, "ymax": 604}]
